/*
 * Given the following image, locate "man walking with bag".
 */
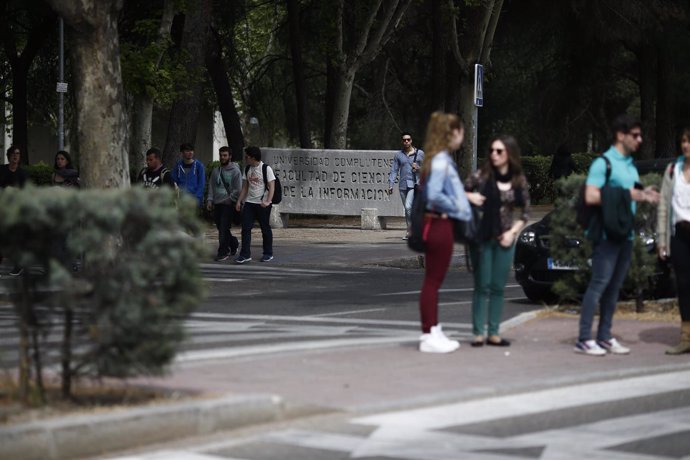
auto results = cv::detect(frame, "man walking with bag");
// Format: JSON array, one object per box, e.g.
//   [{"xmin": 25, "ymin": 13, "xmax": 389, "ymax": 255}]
[
  {"xmin": 207, "ymin": 146, "xmax": 242, "ymax": 261},
  {"xmin": 389, "ymin": 132, "xmax": 424, "ymax": 240}
]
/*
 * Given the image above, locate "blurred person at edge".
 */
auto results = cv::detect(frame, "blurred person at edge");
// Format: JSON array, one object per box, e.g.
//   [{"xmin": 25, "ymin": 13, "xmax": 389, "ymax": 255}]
[
  {"xmin": 417, "ymin": 112, "xmax": 472, "ymax": 354},
  {"xmin": 657, "ymin": 127, "xmax": 690, "ymax": 355},
  {"xmin": 0, "ymin": 146, "xmax": 28, "ymax": 276}
]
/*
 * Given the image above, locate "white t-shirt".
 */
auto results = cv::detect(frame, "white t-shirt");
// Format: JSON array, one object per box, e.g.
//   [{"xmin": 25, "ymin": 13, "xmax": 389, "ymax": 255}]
[
  {"xmin": 244, "ymin": 162, "xmax": 276, "ymax": 204},
  {"xmin": 672, "ymin": 163, "xmax": 690, "ymax": 225}
]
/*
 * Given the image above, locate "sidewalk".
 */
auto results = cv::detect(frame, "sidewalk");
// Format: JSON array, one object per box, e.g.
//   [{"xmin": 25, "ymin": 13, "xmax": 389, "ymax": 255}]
[{"xmin": 5, "ymin": 204, "xmax": 690, "ymax": 460}]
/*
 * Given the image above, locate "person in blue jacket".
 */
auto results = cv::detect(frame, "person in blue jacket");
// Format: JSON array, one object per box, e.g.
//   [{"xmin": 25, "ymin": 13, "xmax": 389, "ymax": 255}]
[{"xmin": 171, "ymin": 143, "xmax": 205, "ymax": 207}]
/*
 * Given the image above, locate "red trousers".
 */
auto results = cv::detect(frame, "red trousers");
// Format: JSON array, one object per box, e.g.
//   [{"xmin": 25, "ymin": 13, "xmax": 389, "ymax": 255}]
[{"xmin": 419, "ymin": 217, "xmax": 454, "ymax": 333}]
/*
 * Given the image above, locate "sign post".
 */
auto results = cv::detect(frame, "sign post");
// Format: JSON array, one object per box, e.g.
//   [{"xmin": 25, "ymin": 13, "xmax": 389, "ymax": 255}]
[{"xmin": 472, "ymin": 63, "xmax": 484, "ymax": 172}]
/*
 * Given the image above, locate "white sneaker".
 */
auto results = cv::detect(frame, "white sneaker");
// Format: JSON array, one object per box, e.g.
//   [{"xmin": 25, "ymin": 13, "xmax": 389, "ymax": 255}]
[
  {"xmin": 574, "ymin": 339, "xmax": 607, "ymax": 356},
  {"xmin": 420, "ymin": 325, "xmax": 460, "ymax": 353},
  {"xmin": 597, "ymin": 338, "xmax": 630, "ymax": 355}
]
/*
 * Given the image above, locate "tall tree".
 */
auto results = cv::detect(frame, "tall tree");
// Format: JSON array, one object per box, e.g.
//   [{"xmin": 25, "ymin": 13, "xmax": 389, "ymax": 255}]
[
  {"xmin": 326, "ymin": 0, "xmax": 411, "ymax": 149},
  {"xmin": 1, "ymin": 2, "xmax": 56, "ymax": 163},
  {"xmin": 286, "ymin": 0, "xmax": 311, "ymax": 148},
  {"xmin": 162, "ymin": 0, "xmax": 212, "ymax": 166},
  {"xmin": 206, "ymin": 26, "xmax": 245, "ymax": 161},
  {"xmin": 447, "ymin": 0, "xmax": 504, "ymax": 174},
  {"xmin": 46, "ymin": 0, "xmax": 130, "ymax": 187},
  {"xmin": 122, "ymin": 0, "xmax": 175, "ymax": 170}
]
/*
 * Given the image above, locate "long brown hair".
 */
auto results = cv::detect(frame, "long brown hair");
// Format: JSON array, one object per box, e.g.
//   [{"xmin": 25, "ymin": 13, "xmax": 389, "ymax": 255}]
[
  {"xmin": 480, "ymin": 134, "xmax": 524, "ymax": 187},
  {"xmin": 421, "ymin": 112, "xmax": 464, "ymax": 177}
]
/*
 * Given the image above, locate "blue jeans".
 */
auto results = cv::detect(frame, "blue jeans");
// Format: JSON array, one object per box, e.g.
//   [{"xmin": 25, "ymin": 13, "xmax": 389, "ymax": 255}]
[
  {"xmin": 239, "ymin": 202, "xmax": 272, "ymax": 259},
  {"xmin": 400, "ymin": 188, "xmax": 414, "ymax": 229},
  {"xmin": 578, "ymin": 239, "xmax": 633, "ymax": 342}
]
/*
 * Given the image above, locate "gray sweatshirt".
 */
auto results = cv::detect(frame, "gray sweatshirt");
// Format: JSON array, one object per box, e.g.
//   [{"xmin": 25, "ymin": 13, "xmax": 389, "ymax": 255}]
[{"xmin": 207, "ymin": 162, "xmax": 242, "ymax": 205}]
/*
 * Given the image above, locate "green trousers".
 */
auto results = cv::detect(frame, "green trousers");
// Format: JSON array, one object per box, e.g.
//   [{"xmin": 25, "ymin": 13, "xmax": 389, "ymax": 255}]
[{"xmin": 470, "ymin": 239, "xmax": 515, "ymax": 336}]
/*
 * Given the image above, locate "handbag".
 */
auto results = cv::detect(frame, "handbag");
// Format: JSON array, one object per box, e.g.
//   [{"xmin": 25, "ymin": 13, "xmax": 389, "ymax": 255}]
[
  {"xmin": 407, "ymin": 183, "xmax": 430, "ymax": 253},
  {"xmin": 453, "ymin": 205, "xmax": 481, "ymax": 245}
]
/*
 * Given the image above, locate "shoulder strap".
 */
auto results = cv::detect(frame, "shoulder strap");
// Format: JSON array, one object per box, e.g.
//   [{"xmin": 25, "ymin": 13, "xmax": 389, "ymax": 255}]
[
  {"xmin": 668, "ymin": 162, "xmax": 675, "ymax": 179},
  {"xmin": 262, "ymin": 163, "xmax": 269, "ymax": 190},
  {"xmin": 602, "ymin": 155, "xmax": 611, "ymax": 185},
  {"xmin": 218, "ymin": 167, "xmax": 231, "ymax": 194},
  {"xmin": 245, "ymin": 165, "xmax": 250, "ymax": 176}
]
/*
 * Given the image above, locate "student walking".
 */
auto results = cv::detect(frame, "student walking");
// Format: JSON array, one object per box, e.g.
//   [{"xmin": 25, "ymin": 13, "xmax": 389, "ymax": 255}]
[
  {"xmin": 657, "ymin": 127, "xmax": 690, "ymax": 355},
  {"xmin": 465, "ymin": 135, "xmax": 531, "ymax": 347},
  {"xmin": 389, "ymin": 132, "xmax": 425, "ymax": 240},
  {"xmin": 417, "ymin": 112, "xmax": 472, "ymax": 353}
]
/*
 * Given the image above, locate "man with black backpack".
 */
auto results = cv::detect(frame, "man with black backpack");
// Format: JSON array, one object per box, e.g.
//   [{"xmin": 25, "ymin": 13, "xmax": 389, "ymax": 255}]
[
  {"xmin": 575, "ymin": 115, "xmax": 660, "ymax": 357},
  {"xmin": 388, "ymin": 132, "xmax": 425, "ymax": 240},
  {"xmin": 207, "ymin": 146, "xmax": 242, "ymax": 261},
  {"xmin": 234, "ymin": 146, "xmax": 277, "ymax": 263}
]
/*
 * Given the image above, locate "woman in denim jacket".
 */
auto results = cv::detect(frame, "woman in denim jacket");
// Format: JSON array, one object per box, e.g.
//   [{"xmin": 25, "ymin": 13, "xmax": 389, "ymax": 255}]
[{"xmin": 417, "ymin": 112, "xmax": 472, "ymax": 353}]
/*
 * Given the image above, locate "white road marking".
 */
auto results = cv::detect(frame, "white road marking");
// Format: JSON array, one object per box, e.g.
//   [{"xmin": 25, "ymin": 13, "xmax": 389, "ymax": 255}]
[
  {"xmin": 312, "ymin": 308, "xmax": 387, "ymax": 317},
  {"xmin": 377, "ymin": 284, "xmax": 522, "ymax": 296}
]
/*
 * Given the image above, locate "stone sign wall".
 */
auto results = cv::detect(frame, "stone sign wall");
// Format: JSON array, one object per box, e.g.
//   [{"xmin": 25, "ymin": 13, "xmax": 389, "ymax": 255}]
[{"xmin": 262, "ymin": 148, "xmax": 405, "ymax": 216}]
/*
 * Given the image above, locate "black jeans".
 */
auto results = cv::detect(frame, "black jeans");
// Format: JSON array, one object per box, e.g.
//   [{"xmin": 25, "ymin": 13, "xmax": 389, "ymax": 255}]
[
  {"xmin": 672, "ymin": 223, "xmax": 690, "ymax": 321},
  {"xmin": 213, "ymin": 203, "xmax": 238, "ymax": 257},
  {"xmin": 239, "ymin": 202, "xmax": 272, "ymax": 258}
]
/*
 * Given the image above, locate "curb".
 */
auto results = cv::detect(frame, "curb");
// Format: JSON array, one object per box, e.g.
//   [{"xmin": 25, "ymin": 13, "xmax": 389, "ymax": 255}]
[{"xmin": 0, "ymin": 393, "xmax": 330, "ymax": 460}]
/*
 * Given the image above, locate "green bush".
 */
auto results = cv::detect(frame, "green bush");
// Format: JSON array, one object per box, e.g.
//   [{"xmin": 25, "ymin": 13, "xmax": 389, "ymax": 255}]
[
  {"xmin": 549, "ymin": 173, "xmax": 662, "ymax": 305},
  {"xmin": 0, "ymin": 186, "xmax": 205, "ymax": 402},
  {"xmin": 24, "ymin": 162, "xmax": 53, "ymax": 186}
]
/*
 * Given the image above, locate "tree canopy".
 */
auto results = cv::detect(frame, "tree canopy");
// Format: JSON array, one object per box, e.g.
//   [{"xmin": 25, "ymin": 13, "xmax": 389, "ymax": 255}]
[{"xmin": 3, "ymin": 0, "xmax": 690, "ymax": 185}]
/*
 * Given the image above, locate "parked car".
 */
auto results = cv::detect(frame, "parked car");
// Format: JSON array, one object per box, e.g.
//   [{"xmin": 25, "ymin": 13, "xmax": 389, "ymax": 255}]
[{"xmin": 514, "ymin": 210, "xmax": 675, "ymax": 303}]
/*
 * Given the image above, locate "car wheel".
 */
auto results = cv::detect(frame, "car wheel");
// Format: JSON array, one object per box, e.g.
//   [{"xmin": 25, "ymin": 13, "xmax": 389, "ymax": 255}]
[{"xmin": 522, "ymin": 285, "xmax": 554, "ymax": 304}]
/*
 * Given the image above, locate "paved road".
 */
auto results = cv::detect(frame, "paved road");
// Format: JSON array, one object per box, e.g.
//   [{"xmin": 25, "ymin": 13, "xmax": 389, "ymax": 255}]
[
  {"xmin": 99, "ymin": 370, "xmax": 690, "ymax": 460},
  {"xmin": 0, "ymin": 262, "xmax": 537, "ymax": 368}
]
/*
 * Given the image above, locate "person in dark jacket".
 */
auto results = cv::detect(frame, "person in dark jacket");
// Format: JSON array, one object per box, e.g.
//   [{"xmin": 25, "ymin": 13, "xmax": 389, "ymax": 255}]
[
  {"xmin": 575, "ymin": 115, "xmax": 659, "ymax": 357},
  {"xmin": 550, "ymin": 144, "xmax": 576, "ymax": 181},
  {"xmin": 52, "ymin": 151, "xmax": 80, "ymax": 187}
]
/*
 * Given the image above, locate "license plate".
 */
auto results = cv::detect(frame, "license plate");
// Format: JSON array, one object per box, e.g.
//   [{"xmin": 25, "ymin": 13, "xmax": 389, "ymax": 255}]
[{"xmin": 547, "ymin": 258, "xmax": 578, "ymax": 270}]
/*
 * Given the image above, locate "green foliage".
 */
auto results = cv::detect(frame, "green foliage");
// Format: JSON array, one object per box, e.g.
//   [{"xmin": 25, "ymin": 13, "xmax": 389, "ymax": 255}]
[
  {"xmin": 549, "ymin": 173, "xmax": 663, "ymax": 303},
  {"xmin": 0, "ymin": 187, "xmax": 205, "ymax": 390},
  {"xmin": 521, "ymin": 156, "xmax": 554, "ymax": 204},
  {"xmin": 24, "ymin": 162, "xmax": 53, "ymax": 186}
]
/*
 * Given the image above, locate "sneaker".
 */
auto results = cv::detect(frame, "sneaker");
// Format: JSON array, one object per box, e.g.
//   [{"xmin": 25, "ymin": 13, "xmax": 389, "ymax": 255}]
[
  {"xmin": 574, "ymin": 340, "xmax": 607, "ymax": 356},
  {"xmin": 597, "ymin": 338, "xmax": 630, "ymax": 355},
  {"xmin": 234, "ymin": 256, "xmax": 252, "ymax": 264},
  {"xmin": 402, "ymin": 235, "xmax": 409, "ymax": 241},
  {"xmin": 420, "ymin": 325, "xmax": 460, "ymax": 353},
  {"xmin": 215, "ymin": 254, "xmax": 230, "ymax": 262},
  {"xmin": 8, "ymin": 267, "xmax": 23, "ymax": 276},
  {"xmin": 260, "ymin": 255, "xmax": 274, "ymax": 262}
]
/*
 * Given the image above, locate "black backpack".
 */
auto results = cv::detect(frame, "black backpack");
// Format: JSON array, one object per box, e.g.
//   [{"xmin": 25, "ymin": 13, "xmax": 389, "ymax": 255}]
[
  {"xmin": 575, "ymin": 155, "xmax": 611, "ymax": 230},
  {"xmin": 245, "ymin": 163, "xmax": 283, "ymax": 204}
]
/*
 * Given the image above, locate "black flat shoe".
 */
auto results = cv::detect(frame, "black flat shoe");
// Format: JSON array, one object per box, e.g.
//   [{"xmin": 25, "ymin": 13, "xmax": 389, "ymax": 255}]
[
  {"xmin": 486, "ymin": 338, "xmax": 511, "ymax": 347},
  {"xmin": 471, "ymin": 340, "xmax": 484, "ymax": 347}
]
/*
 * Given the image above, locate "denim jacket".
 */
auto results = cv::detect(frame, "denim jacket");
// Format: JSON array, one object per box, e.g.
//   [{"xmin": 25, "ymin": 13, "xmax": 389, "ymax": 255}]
[
  {"xmin": 389, "ymin": 149, "xmax": 425, "ymax": 190},
  {"xmin": 425, "ymin": 151, "xmax": 471, "ymax": 221}
]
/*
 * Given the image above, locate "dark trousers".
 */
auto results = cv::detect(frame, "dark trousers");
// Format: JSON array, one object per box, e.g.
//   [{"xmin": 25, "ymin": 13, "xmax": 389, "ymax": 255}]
[
  {"xmin": 419, "ymin": 218, "xmax": 453, "ymax": 333},
  {"xmin": 239, "ymin": 202, "xmax": 272, "ymax": 258},
  {"xmin": 672, "ymin": 223, "xmax": 690, "ymax": 321},
  {"xmin": 579, "ymin": 239, "xmax": 633, "ymax": 342},
  {"xmin": 213, "ymin": 203, "xmax": 238, "ymax": 257}
]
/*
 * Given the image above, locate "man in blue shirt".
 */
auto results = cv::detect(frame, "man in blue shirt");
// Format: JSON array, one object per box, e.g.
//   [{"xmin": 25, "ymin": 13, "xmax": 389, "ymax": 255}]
[
  {"xmin": 388, "ymin": 132, "xmax": 424, "ymax": 240},
  {"xmin": 575, "ymin": 114, "xmax": 660, "ymax": 357},
  {"xmin": 171, "ymin": 143, "xmax": 205, "ymax": 207}
]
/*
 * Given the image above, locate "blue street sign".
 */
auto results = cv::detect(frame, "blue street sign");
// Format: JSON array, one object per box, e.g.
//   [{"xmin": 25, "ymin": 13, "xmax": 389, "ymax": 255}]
[{"xmin": 474, "ymin": 64, "xmax": 484, "ymax": 107}]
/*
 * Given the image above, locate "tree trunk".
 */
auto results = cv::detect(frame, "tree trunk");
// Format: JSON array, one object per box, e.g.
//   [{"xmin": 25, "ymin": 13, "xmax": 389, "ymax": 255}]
[
  {"xmin": 206, "ymin": 28, "xmax": 245, "ymax": 162},
  {"xmin": 656, "ymin": 39, "xmax": 675, "ymax": 158},
  {"xmin": 327, "ymin": 69, "xmax": 356, "ymax": 149},
  {"xmin": 430, "ymin": 0, "xmax": 447, "ymax": 113},
  {"xmin": 163, "ymin": 0, "xmax": 212, "ymax": 166},
  {"xmin": 47, "ymin": 0, "xmax": 130, "ymax": 188},
  {"xmin": 130, "ymin": 95, "xmax": 154, "ymax": 171},
  {"xmin": 324, "ymin": 59, "xmax": 337, "ymax": 148},
  {"xmin": 11, "ymin": 68, "xmax": 29, "ymax": 163},
  {"xmin": 637, "ymin": 42, "xmax": 657, "ymax": 161},
  {"xmin": 459, "ymin": 77, "xmax": 476, "ymax": 176},
  {"xmin": 128, "ymin": 0, "xmax": 175, "ymax": 170},
  {"xmin": 287, "ymin": 0, "xmax": 312, "ymax": 148}
]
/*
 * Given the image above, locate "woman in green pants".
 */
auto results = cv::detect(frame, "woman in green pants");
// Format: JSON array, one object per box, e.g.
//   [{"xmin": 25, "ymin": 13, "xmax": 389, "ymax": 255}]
[{"xmin": 465, "ymin": 135, "xmax": 531, "ymax": 347}]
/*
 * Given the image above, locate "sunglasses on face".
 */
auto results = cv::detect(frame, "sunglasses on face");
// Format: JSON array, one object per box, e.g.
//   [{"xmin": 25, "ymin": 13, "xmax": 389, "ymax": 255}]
[
  {"xmin": 490, "ymin": 148, "xmax": 505, "ymax": 155},
  {"xmin": 629, "ymin": 132, "xmax": 642, "ymax": 139},
  {"xmin": 402, "ymin": 138, "xmax": 412, "ymax": 142}
]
